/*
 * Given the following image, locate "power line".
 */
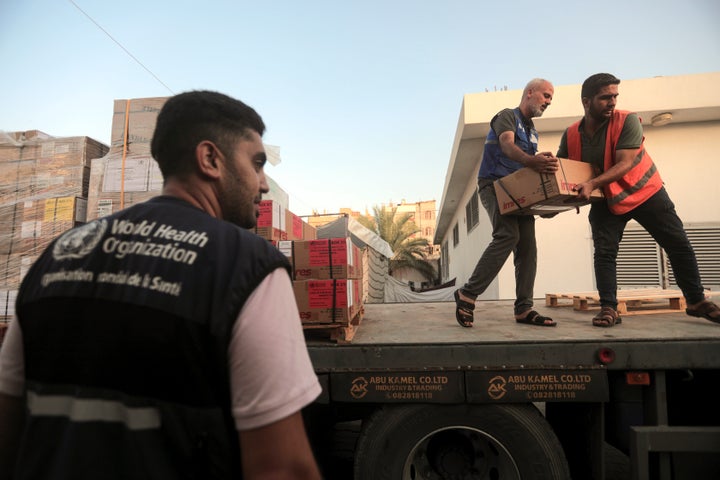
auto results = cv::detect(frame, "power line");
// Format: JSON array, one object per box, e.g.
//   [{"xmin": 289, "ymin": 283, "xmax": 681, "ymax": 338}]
[{"xmin": 67, "ymin": 0, "xmax": 174, "ymax": 95}]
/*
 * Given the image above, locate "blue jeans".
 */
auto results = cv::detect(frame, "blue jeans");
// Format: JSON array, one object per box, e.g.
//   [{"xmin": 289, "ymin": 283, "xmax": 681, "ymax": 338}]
[
  {"xmin": 462, "ymin": 178, "xmax": 536, "ymax": 315},
  {"xmin": 589, "ymin": 187, "xmax": 705, "ymax": 309}
]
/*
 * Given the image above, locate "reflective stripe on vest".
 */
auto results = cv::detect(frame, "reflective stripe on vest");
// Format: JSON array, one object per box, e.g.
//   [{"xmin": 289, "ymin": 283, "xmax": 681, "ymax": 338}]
[{"xmin": 566, "ymin": 110, "xmax": 662, "ymax": 214}]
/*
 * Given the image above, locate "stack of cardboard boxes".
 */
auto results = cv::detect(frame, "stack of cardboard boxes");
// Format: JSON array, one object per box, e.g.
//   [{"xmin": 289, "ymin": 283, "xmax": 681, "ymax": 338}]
[
  {"xmin": 0, "ymin": 130, "xmax": 109, "ymax": 320},
  {"xmin": 87, "ymin": 97, "xmax": 167, "ymax": 220},
  {"xmin": 282, "ymin": 238, "xmax": 364, "ymax": 326},
  {"xmin": 253, "ymin": 199, "xmax": 365, "ymax": 337}
]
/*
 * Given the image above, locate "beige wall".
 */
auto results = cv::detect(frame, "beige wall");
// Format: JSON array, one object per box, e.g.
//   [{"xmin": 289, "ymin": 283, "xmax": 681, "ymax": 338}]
[{"xmin": 438, "ymin": 72, "xmax": 720, "ymax": 299}]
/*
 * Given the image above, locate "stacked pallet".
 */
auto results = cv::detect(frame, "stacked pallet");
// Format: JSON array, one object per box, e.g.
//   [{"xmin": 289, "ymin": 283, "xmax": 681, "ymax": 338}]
[
  {"xmin": 275, "ymin": 237, "xmax": 365, "ymax": 343},
  {"xmin": 252, "ymin": 200, "xmax": 365, "ymax": 343},
  {"xmin": 0, "ymin": 130, "xmax": 109, "ymax": 322},
  {"xmin": 545, "ymin": 288, "xmax": 714, "ymax": 316},
  {"xmin": 87, "ymin": 97, "xmax": 168, "ymax": 220}
]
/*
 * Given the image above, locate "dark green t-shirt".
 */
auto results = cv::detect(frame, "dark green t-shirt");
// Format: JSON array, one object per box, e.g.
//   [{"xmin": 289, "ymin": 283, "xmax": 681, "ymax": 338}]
[
  {"xmin": 492, "ymin": 108, "xmax": 534, "ymax": 137},
  {"xmin": 556, "ymin": 112, "xmax": 643, "ymax": 171}
]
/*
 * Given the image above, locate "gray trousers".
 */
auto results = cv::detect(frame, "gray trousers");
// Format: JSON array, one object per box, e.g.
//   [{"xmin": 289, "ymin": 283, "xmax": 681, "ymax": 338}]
[{"xmin": 461, "ymin": 178, "xmax": 537, "ymax": 315}]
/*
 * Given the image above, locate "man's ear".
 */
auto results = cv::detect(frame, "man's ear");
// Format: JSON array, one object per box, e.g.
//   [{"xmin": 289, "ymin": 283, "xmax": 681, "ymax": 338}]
[{"xmin": 195, "ymin": 140, "xmax": 222, "ymax": 180}]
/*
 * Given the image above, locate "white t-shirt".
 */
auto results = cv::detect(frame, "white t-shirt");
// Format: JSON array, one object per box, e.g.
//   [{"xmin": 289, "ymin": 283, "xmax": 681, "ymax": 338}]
[{"xmin": 0, "ymin": 267, "xmax": 321, "ymax": 431}]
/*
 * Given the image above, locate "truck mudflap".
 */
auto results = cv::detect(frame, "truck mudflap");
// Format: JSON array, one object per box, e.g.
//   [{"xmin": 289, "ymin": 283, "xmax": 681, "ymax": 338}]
[{"xmin": 329, "ymin": 366, "xmax": 609, "ymax": 403}]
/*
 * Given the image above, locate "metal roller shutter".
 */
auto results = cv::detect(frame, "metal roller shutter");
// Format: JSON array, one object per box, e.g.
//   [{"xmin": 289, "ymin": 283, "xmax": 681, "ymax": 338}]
[{"xmin": 616, "ymin": 222, "xmax": 720, "ymax": 291}]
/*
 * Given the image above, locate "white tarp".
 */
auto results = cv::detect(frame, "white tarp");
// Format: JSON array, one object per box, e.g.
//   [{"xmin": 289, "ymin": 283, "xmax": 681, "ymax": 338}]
[
  {"xmin": 383, "ymin": 275, "xmax": 455, "ymax": 303},
  {"xmin": 317, "ymin": 216, "xmax": 394, "ymax": 304},
  {"xmin": 317, "ymin": 216, "xmax": 393, "ymax": 259}
]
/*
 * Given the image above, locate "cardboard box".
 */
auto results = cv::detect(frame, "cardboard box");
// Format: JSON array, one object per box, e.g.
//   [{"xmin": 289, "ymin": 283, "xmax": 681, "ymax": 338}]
[
  {"xmin": 285, "ymin": 210, "xmax": 318, "ymax": 241},
  {"xmin": 285, "ymin": 210, "xmax": 304, "ymax": 241},
  {"xmin": 86, "ymin": 154, "xmax": 162, "ymax": 220},
  {"xmin": 1, "ymin": 197, "xmax": 86, "ymax": 255},
  {"xmin": 18, "ymin": 197, "xmax": 87, "ymax": 254},
  {"xmin": 254, "ymin": 200, "xmax": 286, "ymax": 241},
  {"xmin": 0, "ymin": 134, "xmax": 106, "ymax": 204},
  {"xmin": 293, "ymin": 279, "xmax": 359, "ymax": 324},
  {"xmin": 303, "ymin": 221, "xmax": 317, "ymax": 240},
  {"xmin": 110, "ymin": 97, "xmax": 168, "ymax": 156},
  {"xmin": 286, "ymin": 237, "xmax": 362, "ymax": 280},
  {"xmin": 494, "ymin": 158, "xmax": 603, "ymax": 215},
  {"xmin": 0, "ymin": 254, "xmax": 36, "ymax": 292}
]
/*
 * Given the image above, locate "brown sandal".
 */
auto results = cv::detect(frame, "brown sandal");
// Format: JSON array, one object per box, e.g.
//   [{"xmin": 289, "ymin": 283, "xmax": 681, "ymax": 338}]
[
  {"xmin": 592, "ymin": 306, "xmax": 622, "ymax": 328},
  {"xmin": 686, "ymin": 300, "xmax": 720, "ymax": 324}
]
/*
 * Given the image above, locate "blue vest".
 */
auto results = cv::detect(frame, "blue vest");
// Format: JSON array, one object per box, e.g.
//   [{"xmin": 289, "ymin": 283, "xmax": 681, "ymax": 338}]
[
  {"xmin": 478, "ymin": 108, "xmax": 538, "ymax": 180},
  {"xmin": 15, "ymin": 196, "xmax": 291, "ymax": 480}
]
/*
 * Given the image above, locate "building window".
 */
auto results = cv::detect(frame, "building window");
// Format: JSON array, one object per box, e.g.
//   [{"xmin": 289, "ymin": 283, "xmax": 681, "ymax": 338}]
[
  {"xmin": 465, "ymin": 193, "xmax": 479, "ymax": 234},
  {"xmin": 441, "ymin": 241, "xmax": 449, "ymax": 279},
  {"xmin": 424, "ymin": 210, "xmax": 433, "ymax": 220},
  {"xmin": 452, "ymin": 223, "xmax": 459, "ymax": 247}
]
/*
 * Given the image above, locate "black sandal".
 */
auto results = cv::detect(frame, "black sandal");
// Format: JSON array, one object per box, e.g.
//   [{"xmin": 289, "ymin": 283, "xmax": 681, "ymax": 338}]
[
  {"xmin": 592, "ymin": 306, "xmax": 622, "ymax": 328},
  {"xmin": 516, "ymin": 310, "xmax": 556, "ymax": 327},
  {"xmin": 686, "ymin": 300, "xmax": 720, "ymax": 324},
  {"xmin": 454, "ymin": 290, "xmax": 475, "ymax": 328}
]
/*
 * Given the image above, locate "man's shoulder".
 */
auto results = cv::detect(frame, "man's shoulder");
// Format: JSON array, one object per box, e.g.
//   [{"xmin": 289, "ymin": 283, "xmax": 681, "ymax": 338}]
[
  {"xmin": 495, "ymin": 108, "xmax": 517, "ymax": 119},
  {"xmin": 614, "ymin": 110, "xmax": 639, "ymax": 123},
  {"xmin": 492, "ymin": 108, "xmax": 518, "ymax": 133}
]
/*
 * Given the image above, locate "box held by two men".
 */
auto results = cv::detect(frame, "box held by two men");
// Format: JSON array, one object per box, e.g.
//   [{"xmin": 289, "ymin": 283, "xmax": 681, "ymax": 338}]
[{"xmin": 494, "ymin": 158, "xmax": 604, "ymax": 215}]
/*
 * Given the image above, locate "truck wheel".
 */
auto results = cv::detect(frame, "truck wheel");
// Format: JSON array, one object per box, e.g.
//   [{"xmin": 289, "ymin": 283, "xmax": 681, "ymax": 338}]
[{"xmin": 353, "ymin": 404, "xmax": 570, "ymax": 480}]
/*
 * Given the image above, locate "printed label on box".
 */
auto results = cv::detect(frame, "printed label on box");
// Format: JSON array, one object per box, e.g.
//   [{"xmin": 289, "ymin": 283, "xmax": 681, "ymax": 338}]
[
  {"xmin": 102, "ymin": 157, "xmax": 152, "ymax": 192},
  {"xmin": 148, "ymin": 161, "xmax": 163, "ymax": 191},
  {"xmin": 277, "ymin": 240, "xmax": 293, "ymax": 259},
  {"xmin": 20, "ymin": 221, "xmax": 41, "ymax": 239},
  {"xmin": 308, "ymin": 238, "xmax": 351, "ymax": 266},
  {"xmin": 306, "ymin": 280, "xmax": 351, "ymax": 308},
  {"xmin": 292, "ymin": 215, "xmax": 303, "ymax": 238},
  {"xmin": 44, "ymin": 197, "xmax": 76, "ymax": 222},
  {"xmin": 257, "ymin": 202, "xmax": 274, "ymax": 227}
]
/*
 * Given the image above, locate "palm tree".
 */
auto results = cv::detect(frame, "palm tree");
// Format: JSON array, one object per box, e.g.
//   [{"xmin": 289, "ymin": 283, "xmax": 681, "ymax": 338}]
[{"xmin": 358, "ymin": 205, "xmax": 437, "ymax": 282}]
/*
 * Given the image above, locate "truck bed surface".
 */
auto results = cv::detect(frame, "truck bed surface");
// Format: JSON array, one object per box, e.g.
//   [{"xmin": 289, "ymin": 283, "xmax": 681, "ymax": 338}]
[{"xmin": 306, "ymin": 300, "xmax": 720, "ymax": 371}]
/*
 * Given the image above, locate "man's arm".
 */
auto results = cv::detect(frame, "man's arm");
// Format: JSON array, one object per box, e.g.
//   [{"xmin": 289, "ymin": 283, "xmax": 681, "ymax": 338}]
[
  {"xmin": 574, "ymin": 113, "xmax": 644, "ymax": 200},
  {"xmin": 0, "ymin": 317, "xmax": 26, "ymax": 480},
  {"xmin": 498, "ymin": 131, "xmax": 558, "ymax": 174},
  {"xmin": 574, "ymin": 148, "xmax": 639, "ymax": 200},
  {"xmin": 239, "ymin": 411, "xmax": 322, "ymax": 480},
  {"xmin": 230, "ymin": 269, "xmax": 322, "ymax": 479},
  {"xmin": 0, "ymin": 392, "xmax": 24, "ymax": 480},
  {"xmin": 556, "ymin": 130, "xmax": 568, "ymax": 158}
]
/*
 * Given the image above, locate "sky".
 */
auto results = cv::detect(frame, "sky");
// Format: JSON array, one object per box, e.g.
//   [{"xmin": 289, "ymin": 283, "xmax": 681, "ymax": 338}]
[{"xmin": 2, "ymin": 0, "xmax": 719, "ymax": 217}]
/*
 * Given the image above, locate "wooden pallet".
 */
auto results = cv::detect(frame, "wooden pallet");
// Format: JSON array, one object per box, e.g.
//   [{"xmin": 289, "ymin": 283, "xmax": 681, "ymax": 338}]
[
  {"xmin": 545, "ymin": 291, "xmax": 598, "ymax": 308},
  {"xmin": 303, "ymin": 307, "xmax": 364, "ymax": 343},
  {"xmin": 546, "ymin": 289, "xmax": 713, "ymax": 316}
]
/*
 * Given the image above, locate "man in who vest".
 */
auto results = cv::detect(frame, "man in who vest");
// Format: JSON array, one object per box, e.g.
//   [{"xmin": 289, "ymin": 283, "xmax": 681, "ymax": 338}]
[{"xmin": 557, "ymin": 72, "xmax": 720, "ymax": 327}]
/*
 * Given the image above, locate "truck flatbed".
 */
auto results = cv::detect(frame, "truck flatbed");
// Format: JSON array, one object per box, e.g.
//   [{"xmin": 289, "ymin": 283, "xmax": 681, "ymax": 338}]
[
  {"xmin": 307, "ymin": 300, "xmax": 720, "ymax": 371},
  {"xmin": 304, "ymin": 300, "xmax": 720, "ymax": 479}
]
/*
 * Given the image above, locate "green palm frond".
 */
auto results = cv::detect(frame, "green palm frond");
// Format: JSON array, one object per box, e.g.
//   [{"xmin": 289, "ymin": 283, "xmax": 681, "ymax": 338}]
[{"xmin": 359, "ymin": 205, "xmax": 436, "ymax": 281}]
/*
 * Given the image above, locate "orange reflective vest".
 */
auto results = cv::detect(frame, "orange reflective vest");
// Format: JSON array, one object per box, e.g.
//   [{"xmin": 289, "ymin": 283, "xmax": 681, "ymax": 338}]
[{"xmin": 566, "ymin": 110, "xmax": 662, "ymax": 214}]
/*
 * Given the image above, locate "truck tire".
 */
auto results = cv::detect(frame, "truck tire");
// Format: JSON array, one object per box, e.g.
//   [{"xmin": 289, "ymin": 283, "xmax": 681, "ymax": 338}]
[{"xmin": 353, "ymin": 403, "xmax": 570, "ymax": 480}]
